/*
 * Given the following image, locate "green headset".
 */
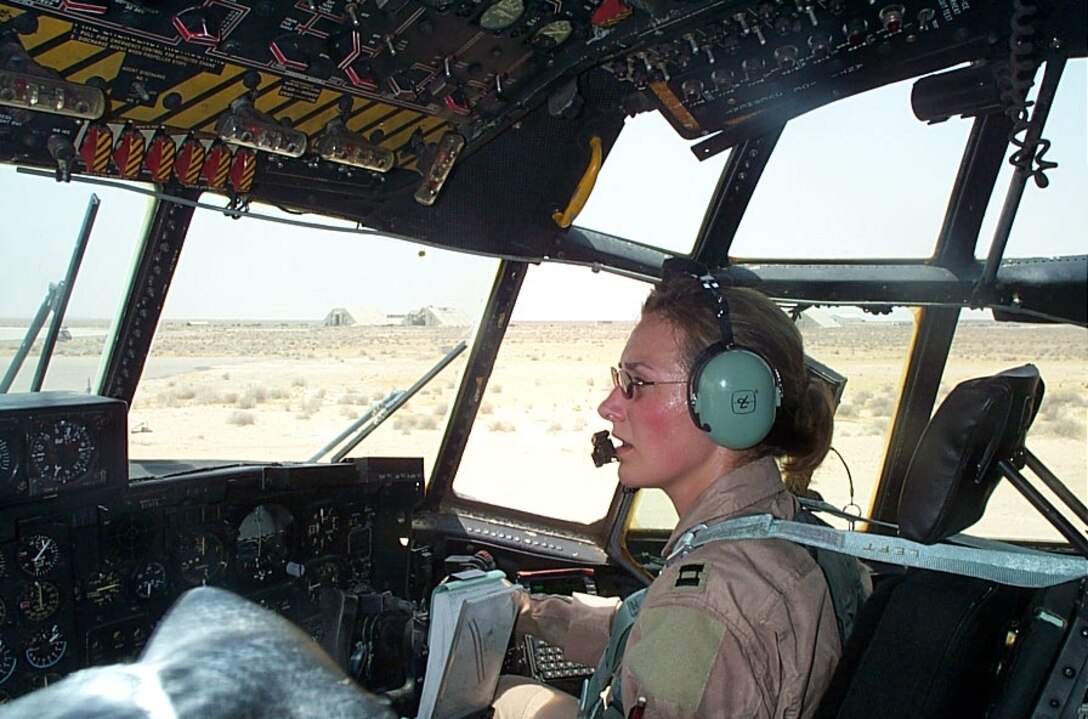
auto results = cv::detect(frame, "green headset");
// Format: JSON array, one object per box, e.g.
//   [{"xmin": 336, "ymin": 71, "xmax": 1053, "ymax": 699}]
[{"xmin": 664, "ymin": 259, "xmax": 783, "ymax": 450}]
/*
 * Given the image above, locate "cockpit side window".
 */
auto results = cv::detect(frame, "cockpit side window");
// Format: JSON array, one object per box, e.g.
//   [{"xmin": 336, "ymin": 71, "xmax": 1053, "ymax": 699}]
[{"xmin": 453, "ymin": 263, "xmax": 647, "ymax": 524}]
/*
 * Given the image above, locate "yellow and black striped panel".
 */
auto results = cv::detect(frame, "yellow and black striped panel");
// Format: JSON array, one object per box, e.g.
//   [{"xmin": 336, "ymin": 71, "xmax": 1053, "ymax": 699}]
[{"xmin": 0, "ymin": 2, "xmax": 453, "ymax": 172}]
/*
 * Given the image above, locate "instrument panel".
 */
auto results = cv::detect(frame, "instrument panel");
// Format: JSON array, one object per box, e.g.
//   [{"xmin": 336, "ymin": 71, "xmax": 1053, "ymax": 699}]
[
  {"xmin": 0, "ymin": 0, "xmax": 1033, "ymax": 214},
  {"xmin": 0, "ymin": 393, "xmax": 424, "ymax": 703}
]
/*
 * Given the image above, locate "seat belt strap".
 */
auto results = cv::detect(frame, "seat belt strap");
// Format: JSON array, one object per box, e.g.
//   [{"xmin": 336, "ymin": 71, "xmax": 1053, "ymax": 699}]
[{"xmin": 665, "ymin": 514, "xmax": 1088, "ymax": 588}]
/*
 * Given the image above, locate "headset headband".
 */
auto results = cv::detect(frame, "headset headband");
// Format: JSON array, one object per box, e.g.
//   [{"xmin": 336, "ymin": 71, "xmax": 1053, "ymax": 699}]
[{"xmin": 661, "ymin": 258, "xmax": 734, "ymax": 346}]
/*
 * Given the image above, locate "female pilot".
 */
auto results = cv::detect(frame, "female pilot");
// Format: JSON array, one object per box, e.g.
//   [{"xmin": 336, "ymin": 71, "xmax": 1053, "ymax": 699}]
[{"xmin": 493, "ymin": 267, "xmax": 845, "ymax": 719}]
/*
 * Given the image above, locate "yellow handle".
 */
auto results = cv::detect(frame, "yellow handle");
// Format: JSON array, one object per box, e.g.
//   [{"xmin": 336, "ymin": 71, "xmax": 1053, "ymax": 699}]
[{"xmin": 552, "ymin": 136, "xmax": 603, "ymax": 228}]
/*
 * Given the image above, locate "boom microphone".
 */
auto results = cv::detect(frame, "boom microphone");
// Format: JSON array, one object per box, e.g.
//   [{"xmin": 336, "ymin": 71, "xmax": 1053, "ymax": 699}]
[{"xmin": 591, "ymin": 430, "xmax": 618, "ymax": 467}]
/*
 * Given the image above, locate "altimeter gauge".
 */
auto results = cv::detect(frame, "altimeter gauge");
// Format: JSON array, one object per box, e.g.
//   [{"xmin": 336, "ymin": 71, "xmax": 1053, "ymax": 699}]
[
  {"xmin": 15, "ymin": 534, "xmax": 60, "ymax": 577},
  {"xmin": 28, "ymin": 419, "xmax": 96, "ymax": 485}
]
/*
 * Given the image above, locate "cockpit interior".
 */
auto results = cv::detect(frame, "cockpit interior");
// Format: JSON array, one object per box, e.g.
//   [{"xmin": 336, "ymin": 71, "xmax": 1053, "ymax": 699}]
[{"xmin": 0, "ymin": 0, "xmax": 1085, "ymax": 716}]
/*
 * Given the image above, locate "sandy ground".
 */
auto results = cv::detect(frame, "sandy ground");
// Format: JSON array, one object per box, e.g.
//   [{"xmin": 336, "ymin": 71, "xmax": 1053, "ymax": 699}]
[{"xmin": 4, "ymin": 321, "xmax": 1085, "ymax": 542}]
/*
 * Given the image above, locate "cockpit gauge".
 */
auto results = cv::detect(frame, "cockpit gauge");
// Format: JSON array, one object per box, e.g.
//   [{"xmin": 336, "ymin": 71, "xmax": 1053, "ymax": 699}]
[
  {"xmin": 479, "ymin": 0, "xmax": 524, "ymax": 30},
  {"xmin": 0, "ymin": 641, "xmax": 15, "ymax": 685},
  {"xmin": 132, "ymin": 561, "xmax": 168, "ymax": 601},
  {"xmin": 304, "ymin": 507, "xmax": 341, "ymax": 555},
  {"xmin": 0, "ymin": 434, "xmax": 14, "ymax": 486},
  {"xmin": 178, "ymin": 532, "xmax": 228, "ymax": 586},
  {"xmin": 237, "ymin": 504, "xmax": 292, "ymax": 583},
  {"xmin": 17, "ymin": 581, "xmax": 61, "ymax": 622},
  {"xmin": 15, "ymin": 535, "xmax": 60, "ymax": 577},
  {"xmin": 25, "ymin": 625, "xmax": 67, "ymax": 669},
  {"xmin": 83, "ymin": 567, "xmax": 123, "ymax": 607},
  {"xmin": 107, "ymin": 515, "xmax": 157, "ymax": 562},
  {"xmin": 27, "ymin": 419, "xmax": 96, "ymax": 486},
  {"xmin": 530, "ymin": 19, "xmax": 573, "ymax": 49}
]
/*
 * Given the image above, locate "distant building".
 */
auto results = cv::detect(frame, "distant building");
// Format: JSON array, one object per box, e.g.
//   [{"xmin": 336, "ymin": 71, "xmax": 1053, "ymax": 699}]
[
  {"xmin": 796, "ymin": 308, "xmax": 841, "ymax": 330},
  {"xmin": 401, "ymin": 306, "xmax": 471, "ymax": 327},
  {"xmin": 322, "ymin": 307, "xmax": 389, "ymax": 327}
]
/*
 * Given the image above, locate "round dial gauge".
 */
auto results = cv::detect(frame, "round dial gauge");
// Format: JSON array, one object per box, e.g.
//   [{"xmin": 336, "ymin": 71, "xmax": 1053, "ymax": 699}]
[
  {"xmin": 83, "ymin": 567, "xmax": 123, "ymax": 607},
  {"xmin": 0, "ymin": 641, "xmax": 15, "ymax": 685},
  {"xmin": 479, "ymin": 0, "xmax": 523, "ymax": 30},
  {"xmin": 178, "ymin": 533, "xmax": 227, "ymax": 586},
  {"xmin": 25, "ymin": 625, "xmax": 67, "ymax": 669},
  {"xmin": 28, "ymin": 419, "xmax": 95, "ymax": 484},
  {"xmin": 304, "ymin": 507, "xmax": 341, "ymax": 555},
  {"xmin": 0, "ymin": 434, "xmax": 14, "ymax": 486},
  {"xmin": 18, "ymin": 580, "xmax": 61, "ymax": 622},
  {"xmin": 237, "ymin": 504, "xmax": 291, "ymax": 583},
  {"xmin": 15, "ymin": 534, "xmax": 60, "ymax": 577},
  {"xmin": 531, "ymin": 19, "xmax": 573, "ymax": 49},
  {"xmin": 132, "ymin": 561, "xmax": 168, "ymax": 601}
]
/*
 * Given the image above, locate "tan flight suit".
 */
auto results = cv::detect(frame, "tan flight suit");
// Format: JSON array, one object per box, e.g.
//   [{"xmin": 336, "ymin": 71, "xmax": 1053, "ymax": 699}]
[{"xmin": 499, "ymin": 457, "xmax": 842, "ymax": 719}]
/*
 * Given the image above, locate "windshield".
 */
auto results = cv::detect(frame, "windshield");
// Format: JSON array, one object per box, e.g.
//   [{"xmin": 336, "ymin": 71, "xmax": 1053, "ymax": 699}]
[{"xmin": 0, "ymin": 169, "xmax": 498, "ymax": 478}]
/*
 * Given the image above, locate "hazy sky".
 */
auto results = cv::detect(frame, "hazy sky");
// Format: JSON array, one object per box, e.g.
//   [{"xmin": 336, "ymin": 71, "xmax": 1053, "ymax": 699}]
[{"xmin": 1, "ymin": 61, "xmax": 1084, "ymax": 323}]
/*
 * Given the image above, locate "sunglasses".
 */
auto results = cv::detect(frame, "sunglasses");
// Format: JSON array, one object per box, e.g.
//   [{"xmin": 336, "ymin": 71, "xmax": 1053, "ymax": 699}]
[{"xmin": 610, "ymin": 366, "xmax": 687, "ymax": 399}]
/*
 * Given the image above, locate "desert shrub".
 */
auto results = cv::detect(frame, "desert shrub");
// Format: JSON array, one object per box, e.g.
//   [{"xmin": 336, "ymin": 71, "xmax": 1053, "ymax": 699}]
[
  {"xmin": 235, "ymin": 395, "xmax": 256, "ymax": 410},
  {"xmin": 865, "ymin": 392, "xmax": 896, "ymax": 418},
  {"xmin": 301, "ymin": 396, "xmax": 322, "ymax": 414},
  {"xmin": 492, "ymin": 384, "xmax": 503, "ymax": 394},
  {"xmin": 244, "ymin": 386, "xmax": 268, "ymax": 404},
  {"xmin": 479, "ymin": 402, "xmax": 494, "ymax": 415},
  {"xmin": 175, "ymin": 385, "xmax": 197, "ymax": 401},
  {"xmin": 340, "ymin": 406, "xmax": 359, "ymax": 419},
  {"xmin": 418, "ymin": 415, "xmax": 438, "ymax": 430},
  {"xmin": 339, "ymin": 392, "xmax": 362, "ymax": 405},
  {"xmin": 222, "ymin": 372, "xmax": 231, "ymax": 381},
  {"xmin": 1037, "ymin": 415, "xmax": 1085, "ymax": 439},
  {"xmin": 227, "ymin": 411, "xmax": 255, "ymax": 426},
  {"xmin": 195, "ymin": 388, "xmax": 223, "ymax": 405},
  {"xmin": 291, "ymin": 377, "xmax": 307, "ymax": 387},
  {"xmin": 434, "ymin": 403, "xmax": 449, "ymax": 416},
  {"xmin": 488, "ymin": 420, "xmax": 517, "ymax": 432},
  {"xmin": 548, "ymin": 421, "xmax": 564, "ymax": 433},
  {"xmin": 836, "ymin": 402, "xmax": 858, "ymax": 418}
]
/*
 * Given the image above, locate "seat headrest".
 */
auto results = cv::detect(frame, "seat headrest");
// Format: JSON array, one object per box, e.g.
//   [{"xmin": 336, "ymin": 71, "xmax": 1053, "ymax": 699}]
[{"xmin": 898, "ymin": 364, "xmax": 1044, "ymax": 544}]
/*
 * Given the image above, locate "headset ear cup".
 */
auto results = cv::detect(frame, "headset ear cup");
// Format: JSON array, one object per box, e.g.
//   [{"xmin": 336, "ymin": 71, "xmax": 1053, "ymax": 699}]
[{"xmin": 688, "ymin": 345, "xmax": 781, "ymax": 450}]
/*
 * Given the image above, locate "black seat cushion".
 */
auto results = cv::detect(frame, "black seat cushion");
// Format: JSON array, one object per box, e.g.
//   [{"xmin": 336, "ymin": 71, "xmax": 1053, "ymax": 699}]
[
  {"xmin": 816, "ymin": 571, "xmax": 1029, "ymax": 719},
  {"xmin": 898, "ymin": 364, "xmax": 1043, "ymax": 544}
]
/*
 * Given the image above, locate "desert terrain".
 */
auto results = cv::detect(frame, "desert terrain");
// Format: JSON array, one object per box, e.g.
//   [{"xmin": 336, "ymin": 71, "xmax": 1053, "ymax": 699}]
[{"xmin": 3, "ymin": 319, "xmax": 1085, "ymax": 542}]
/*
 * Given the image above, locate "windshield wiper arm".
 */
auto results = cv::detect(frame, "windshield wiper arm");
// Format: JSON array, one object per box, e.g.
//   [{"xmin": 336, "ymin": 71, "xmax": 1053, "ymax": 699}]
[
  {"xmin": 1, "ymin": 194, "xmax": 100, "ymax": 393},
  {"xmin": 309, "ymin": 339, "xmax": 468, "ymax": 463}
]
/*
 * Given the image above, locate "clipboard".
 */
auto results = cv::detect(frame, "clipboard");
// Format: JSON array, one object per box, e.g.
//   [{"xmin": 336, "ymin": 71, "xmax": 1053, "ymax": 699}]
[{"xmin": 416, "ymin": 569, "xmax": 518, "ymax": 719}]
